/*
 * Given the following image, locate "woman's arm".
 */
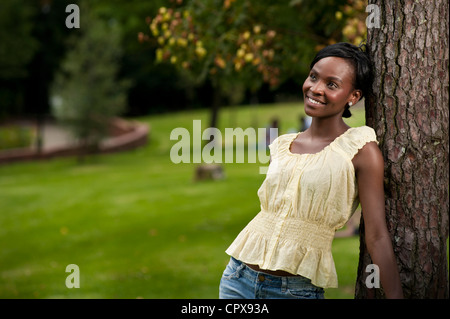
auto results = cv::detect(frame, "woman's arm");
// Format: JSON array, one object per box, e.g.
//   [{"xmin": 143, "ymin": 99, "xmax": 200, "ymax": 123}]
[{"xmin": 353, "ymin": 142, "xmax": 404, "ymax": 299}]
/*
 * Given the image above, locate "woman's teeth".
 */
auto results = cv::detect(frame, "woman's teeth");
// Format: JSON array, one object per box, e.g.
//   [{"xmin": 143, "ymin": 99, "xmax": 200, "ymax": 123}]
[{"xmin": 308, "ymin": 97, "xmax": 324, "ymax": 105}]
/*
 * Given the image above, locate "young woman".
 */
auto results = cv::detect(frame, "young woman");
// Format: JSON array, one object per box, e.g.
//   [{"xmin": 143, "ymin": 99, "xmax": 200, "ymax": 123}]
[{"xmin": 219, "ymin": 42, "xmax": 403, "ymax": 299}]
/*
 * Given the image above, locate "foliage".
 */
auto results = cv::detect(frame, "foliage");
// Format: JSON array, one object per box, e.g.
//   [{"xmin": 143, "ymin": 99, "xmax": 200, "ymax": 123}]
[
  {"xmin": 0, "ymin": 126, "xmax": 33, "ymax": 150},
  {"xmin": 0, "ymin": 0, "xmax": 39, "ymax": 118},
  {"xmin": 88, "ymin": 0, "xmax": 190, "ymax": 115},
  {"xmin": 51, "ymin": 2, "xmax": 129, "ymax": 151},
  {"xmin": 140, "ymin": 0, "xmax": 283, "ymax": 108},
  {"xmin": 0, "ymin": 0, "xmax": 39, "ymax": 80},
  {"xmin": 335, "ymin": 0, "xmax": 368, "ymax": 46},
  {"xmin": 140, "ymin": 0, "xmax": 360, "ymax": 105},
  {"xmin": 0, "ymin": 0, "xmax": 370, "ymax": 120}
]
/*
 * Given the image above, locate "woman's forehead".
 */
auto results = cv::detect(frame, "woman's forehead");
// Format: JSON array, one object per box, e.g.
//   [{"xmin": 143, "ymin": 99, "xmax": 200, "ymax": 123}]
[{"xmin": 311, "ymin": 56, "xmax": 355, "ymax": 81}]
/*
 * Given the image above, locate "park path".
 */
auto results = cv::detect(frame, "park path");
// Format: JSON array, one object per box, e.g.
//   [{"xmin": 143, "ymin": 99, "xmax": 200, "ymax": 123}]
[
  {"xmin": 37, "ymin": 121, "xmax": 117, "ymax": 150},
  {"xmin": 41, "ymin": 122, "xmax": 78, "ymax": 150}
]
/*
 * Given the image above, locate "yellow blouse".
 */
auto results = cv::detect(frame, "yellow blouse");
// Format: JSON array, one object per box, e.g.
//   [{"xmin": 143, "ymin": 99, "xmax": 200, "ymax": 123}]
[{"xmin": 225, "ymin": 126, "xmax": 378, "ymax": 288}]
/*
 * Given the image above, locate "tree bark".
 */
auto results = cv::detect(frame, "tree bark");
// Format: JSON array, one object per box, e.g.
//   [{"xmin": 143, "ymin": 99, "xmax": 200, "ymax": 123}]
[{"xmin": 355, "ymin": 0, "xmax": 449, "ymax": 298}]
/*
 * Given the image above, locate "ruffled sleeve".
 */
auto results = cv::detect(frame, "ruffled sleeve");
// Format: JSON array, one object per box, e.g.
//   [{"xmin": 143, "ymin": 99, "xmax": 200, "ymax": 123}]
[
  {"xmin": 334, "ymin": 126, "xmax": 379, "ymax": 160},
  {"xmin": 268, "ymin": 133, "xmax": 296, "ymax": 159}
]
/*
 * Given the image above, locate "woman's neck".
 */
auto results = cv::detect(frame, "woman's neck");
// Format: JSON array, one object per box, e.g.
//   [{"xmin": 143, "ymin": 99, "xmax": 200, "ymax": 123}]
[{"xmin": 307, "ymin": 118, "xmax": 350, "ymax": 141}]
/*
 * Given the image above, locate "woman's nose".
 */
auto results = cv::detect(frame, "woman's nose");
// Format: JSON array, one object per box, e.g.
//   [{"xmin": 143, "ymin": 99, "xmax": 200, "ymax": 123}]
[{"xmin": 310, "ymin": 81, "xmax": 325, "ymax": 95}]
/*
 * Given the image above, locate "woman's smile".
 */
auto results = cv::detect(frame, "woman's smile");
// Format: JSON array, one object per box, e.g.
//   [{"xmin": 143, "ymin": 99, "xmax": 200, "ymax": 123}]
[{"xmin": 306, "ymin": 96, "xmax": 326, "ymax": 106}]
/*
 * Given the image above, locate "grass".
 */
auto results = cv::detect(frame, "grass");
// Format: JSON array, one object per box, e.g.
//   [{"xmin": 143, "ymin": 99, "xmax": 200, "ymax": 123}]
[{"xmin": 0, "ymin": 101, "xmax": 366, "ymax": 299}]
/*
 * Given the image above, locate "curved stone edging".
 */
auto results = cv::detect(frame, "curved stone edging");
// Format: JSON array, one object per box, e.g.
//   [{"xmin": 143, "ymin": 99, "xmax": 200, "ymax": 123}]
[{"xmin": 0, "ymin": 118, "xmax": 150, "ymax": 165}]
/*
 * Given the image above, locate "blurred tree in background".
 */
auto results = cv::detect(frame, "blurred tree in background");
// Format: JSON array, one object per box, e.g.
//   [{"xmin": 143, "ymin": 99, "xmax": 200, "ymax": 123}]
[
  {"xmin": 51, "ymin": 1, "xmax": 129, "ymax": 156},
  {"xmin": 141, "ymin": 0, "xmax": 285, "ymax": 127},
  {"xmin": 0, "ymin": 0, "xmax": 368, "ymax": 122},
  {"xmin": 0, "ymin": 0, "xmax": 38, "ymax": 118},
  {"xmin": 90, "ymin": 0, "xmax": 193, "ymax": 116},
  {"xmin": 140, "ymin": 0, "xmax": 367, "ymax": 127},
  {"xmin": 0, "ymin": 0, "xmax": 38, "ymax": 80},
  {"xmin": 335, "ymin": 0, "xmax": 368, "ymax": 46},
  {"xmin": 0, "ymin": 0, "xmax": 75, "ymax": 120}
]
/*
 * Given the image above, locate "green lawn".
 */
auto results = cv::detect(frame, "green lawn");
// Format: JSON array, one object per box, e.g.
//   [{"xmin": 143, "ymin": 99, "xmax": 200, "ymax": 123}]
[{"xmin": 0, "ymin": 101, "xmax": 365, "ymax": 298}]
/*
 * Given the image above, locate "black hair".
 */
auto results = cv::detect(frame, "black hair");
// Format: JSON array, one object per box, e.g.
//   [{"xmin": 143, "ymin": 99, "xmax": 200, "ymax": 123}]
[{"xmin": 309, "ymin": 42, "xmax": 373, "ymax": 118}]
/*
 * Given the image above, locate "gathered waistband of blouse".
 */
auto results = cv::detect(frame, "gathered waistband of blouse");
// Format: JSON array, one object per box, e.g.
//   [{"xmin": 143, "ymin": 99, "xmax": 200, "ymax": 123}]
[{"xmin": 249, "ymin": 211, "xmax": 336, "ymax": 250}]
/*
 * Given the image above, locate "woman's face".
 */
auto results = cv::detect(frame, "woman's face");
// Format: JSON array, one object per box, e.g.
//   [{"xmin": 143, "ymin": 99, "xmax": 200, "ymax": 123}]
[{"xmin": 302, "ymin": 56, "xmax": 361, "ymax": 119}]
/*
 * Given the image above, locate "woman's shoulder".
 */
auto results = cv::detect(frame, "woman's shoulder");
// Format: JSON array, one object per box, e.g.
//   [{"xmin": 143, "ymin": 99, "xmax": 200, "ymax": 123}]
[
  {"xmin": 347, "ymin": 125, "xmax": 377, "ymax": 139},
  {"xmin": 335, "ymin": 126, "xmax": 379, "ymax": 160},
  {"xmin": 345, "ymin": 125, "xmax": 378, "ymax": 146}
]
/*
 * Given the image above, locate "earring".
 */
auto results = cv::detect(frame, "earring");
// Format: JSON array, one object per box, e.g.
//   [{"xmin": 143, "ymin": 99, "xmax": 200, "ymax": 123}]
[{"xmin": 348, "ymin": 102, "xmax": 353, "ymax": 107}]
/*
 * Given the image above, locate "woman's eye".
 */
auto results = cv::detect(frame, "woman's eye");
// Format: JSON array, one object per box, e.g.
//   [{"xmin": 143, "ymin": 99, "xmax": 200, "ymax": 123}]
[
  {"xmin": 309, "ymin": 74, "xmax": 316, "ymax": 80},
  {"xmin": 328, "ymin": 82, "xmax": 338, "ymax": 88}
]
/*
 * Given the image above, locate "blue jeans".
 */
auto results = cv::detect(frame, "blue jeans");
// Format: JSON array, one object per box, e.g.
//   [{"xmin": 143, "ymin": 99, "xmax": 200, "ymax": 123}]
[{"xmin": 219, "ymin": 257, "xmax": 325, "ymax": 299}]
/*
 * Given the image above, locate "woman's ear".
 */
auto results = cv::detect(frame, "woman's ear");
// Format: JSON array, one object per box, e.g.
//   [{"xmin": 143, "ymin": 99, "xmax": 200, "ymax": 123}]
[{"xmin": 351, "ymin": 89, "xmax": 363, "ymax": 105}]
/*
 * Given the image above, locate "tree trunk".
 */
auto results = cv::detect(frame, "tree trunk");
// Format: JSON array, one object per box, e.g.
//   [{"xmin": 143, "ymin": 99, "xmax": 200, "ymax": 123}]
[
  {"xmin": 210, "ymin": 85, "xmax": 221, "ymax": 130},
  {"xmin": 355, "ymin": 0, "xmax": 449, "ymax": 298}
]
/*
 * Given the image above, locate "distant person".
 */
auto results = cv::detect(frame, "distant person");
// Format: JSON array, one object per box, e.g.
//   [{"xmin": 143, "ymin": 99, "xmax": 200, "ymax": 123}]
[
  {"xmin": 219, "ymin": 42, "xmax": 403, "ymax": 299},
  {"xmin": 299, "ymin": 115, "xmax": 312, "ymax": 132},
  {"xmin": 265, "ymin": 117, "xmax": 279, "ymax": 147}
]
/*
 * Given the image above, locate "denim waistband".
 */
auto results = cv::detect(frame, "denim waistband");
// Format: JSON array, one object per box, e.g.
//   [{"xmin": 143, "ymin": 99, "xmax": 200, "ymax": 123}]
[{"xmin": 229, "ymin": 257, "xmax": 321, "ymax": 290}]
